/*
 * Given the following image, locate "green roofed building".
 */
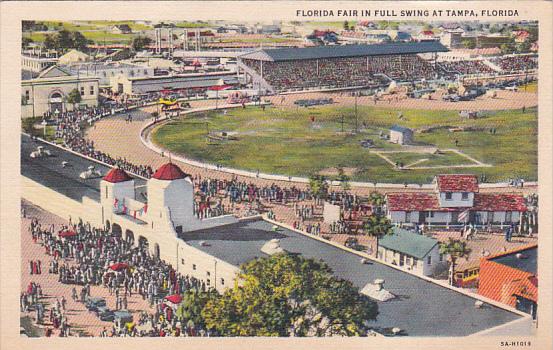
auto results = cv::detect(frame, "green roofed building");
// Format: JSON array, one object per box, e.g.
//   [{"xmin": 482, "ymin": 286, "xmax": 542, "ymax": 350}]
[{"xmin": 377, "ymin": 228, "xmax": 447, "ymax": 277}]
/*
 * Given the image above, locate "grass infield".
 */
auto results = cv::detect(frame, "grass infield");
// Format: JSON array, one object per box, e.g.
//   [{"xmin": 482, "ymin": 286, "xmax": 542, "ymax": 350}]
[{"xmin": 151, "ymin": 105, "xmax": 537, "ymax": 183}]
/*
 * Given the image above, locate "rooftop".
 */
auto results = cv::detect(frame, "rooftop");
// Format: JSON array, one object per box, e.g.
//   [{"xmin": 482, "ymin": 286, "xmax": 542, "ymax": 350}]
[
  {"xmin": 436, "ymin": 174, "xmax": 479, "ymax": 193},
  {"xmin": 152, "ymin": 163, "xmax": 189, "ymax": 181},
  {"xmin": 378, "ymin": 229, "xmax": 438, "ymax": 259},
  {"xmin": 490, "ymin": 246, "xmax": 537, "ymax": 275},
  {"xmin": 181, "ymin": 219, "xmax": 522, "ymax": 336},
  {"xmin": 238, "ymin": 41, "xmax": 448, "ymax": 62},
  {"xmin": 390, "ymin": 125, "xmax": 412, "ymax": 133},
  {"xmin": 386, "ymin": 192, "xmax": 526, "ymax": 212}
]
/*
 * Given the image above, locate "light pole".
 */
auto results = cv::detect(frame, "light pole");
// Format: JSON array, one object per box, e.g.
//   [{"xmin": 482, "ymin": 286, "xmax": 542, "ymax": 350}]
[
  {"xmin": 41, "ymin": 119, "xmax": 48, "ymax": 139},
  {"xmin": 214, "ymin": 78, "xmax": 225, "ymax": 110}
]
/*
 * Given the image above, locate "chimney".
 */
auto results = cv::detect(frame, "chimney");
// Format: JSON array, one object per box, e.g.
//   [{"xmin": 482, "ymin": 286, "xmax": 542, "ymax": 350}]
[{"xmin": 374, "ymin": 278, "xmax": 385, "ymax": 291}]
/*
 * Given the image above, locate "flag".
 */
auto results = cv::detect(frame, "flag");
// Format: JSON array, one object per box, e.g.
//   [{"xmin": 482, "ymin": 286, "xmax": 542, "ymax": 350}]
[
  {"xmin": 144, "ymin": 203, "xmax": 148, "ymax": 213},
  {"xmin": 459, "ymin": 209, "xmax": 470, "ymax": 222},
  {"xmin": 114, "ymin": 198, "xmax": 119, "ymax": 208}
]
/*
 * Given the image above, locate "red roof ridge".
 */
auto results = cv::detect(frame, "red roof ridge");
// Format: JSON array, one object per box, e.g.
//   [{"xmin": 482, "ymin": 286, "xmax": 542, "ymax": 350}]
[
  {"xmin": 152, "ymin": 163, "xmax": 189, "ymax": 181},
  {"xmin": 103, "ymin": 167, "xmax": 133, "ymax": 183}
]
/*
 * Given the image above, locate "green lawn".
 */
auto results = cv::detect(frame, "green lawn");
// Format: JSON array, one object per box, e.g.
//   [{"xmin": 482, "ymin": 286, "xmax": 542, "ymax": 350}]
[
  {"xmin": 151, "ymin": 105, "xmax": 537, "ymax": 183},
  {"xmin": 383, "ymin": 151, "xmax": 476, "ymax": 168}
]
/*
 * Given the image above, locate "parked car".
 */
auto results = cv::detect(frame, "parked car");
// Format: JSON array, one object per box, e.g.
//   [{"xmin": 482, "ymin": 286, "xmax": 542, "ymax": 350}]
[
  {"xmin": 85, "ymin": 297, "xmax": 107, "ymax": 313},
  {"xmin": 97, "ymin": 306, "xmax": 115, "ymax": 322}
]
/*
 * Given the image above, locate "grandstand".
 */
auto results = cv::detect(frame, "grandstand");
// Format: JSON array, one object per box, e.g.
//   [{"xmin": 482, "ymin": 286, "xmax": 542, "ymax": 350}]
[{"xmin": 237, "ymin": 41, "xmax": 448, "ymax": 93}]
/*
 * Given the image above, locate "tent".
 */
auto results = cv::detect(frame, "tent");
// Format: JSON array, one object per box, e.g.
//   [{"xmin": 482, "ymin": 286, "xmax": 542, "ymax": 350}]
[
  {"xmin": 109, "ymin": 262, "xmax": 130, "ymax": 272},
  {"xmin": 164, "ymin": 294, "xmax": 183, "ymax": 305},
  {"xmin": 58, "ymin": 230, "xmax": 77, "ymax": 238}
]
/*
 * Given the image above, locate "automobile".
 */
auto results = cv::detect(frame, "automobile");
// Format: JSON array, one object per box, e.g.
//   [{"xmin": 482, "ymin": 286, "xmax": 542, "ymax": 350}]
[
  {"xmin": 505, "ymin": 85, "xmax": 518, "ymax": 91},
  {"xmin": 85, "ymin": 297, "xmax": 107, "ymax": 313},
  {"xmin": 97, "ymin": 306, "xmax": 115, "ymax": 322},
  {"xmin": 30, "ymin": 146, "xmax": 52, "ymax": 158}
]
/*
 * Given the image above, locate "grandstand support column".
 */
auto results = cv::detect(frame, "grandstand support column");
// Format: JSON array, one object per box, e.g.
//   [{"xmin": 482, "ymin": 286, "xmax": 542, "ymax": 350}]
[
  {"xmin": 260, "ymin": 61, "xmax": 263, "ymax": 79},
  {"xmin": 183, "ymin": 30, "xmax": 188, "ymax": 50},
  {"xmin": 316, "ymin": 59, "xmax": 319, "ymax": 76}
]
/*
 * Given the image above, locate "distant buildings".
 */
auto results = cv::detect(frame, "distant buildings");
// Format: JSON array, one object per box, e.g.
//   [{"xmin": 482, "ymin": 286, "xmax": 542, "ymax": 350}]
[
  {"xmin": 386, "ymin": 175, "xmax": 527, "ymax": 227},
  {"xmin": 111, "ymin": 24, "xmax": 132, "ymax": 34},
  {"xmin": 479, "ymin": 245, "xmax": 537, "ymax": 319},
  {"xmin": 58, "ymin": 49, "xmax": 90, "ymax": 65},
  {"xmin": 377, "ymin": 228, "xmax": 445, "ymax": 276},
  {"xmin": 21, "ymin": 51, "xmax": 59, "ymax": 73},
  {"xmin": 62, "ymin": 62, "xmax": 154, "ymax": 87},
  {"xmin": 389, "ymin": 125, "xmax": 413, "ymax": 145},
  {"xmin": 21, "ymin": 65, "xmax": 99, "ymax": 118}
]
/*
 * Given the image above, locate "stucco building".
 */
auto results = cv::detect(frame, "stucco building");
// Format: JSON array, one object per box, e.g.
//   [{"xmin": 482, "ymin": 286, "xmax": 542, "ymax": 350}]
[
  {"xmin": 386, "ymin": 174, "xmax": 527, "ymax": 227},
  {"xmin": 21, "ymin": 66, "xmax": 99, "ymax": 118}
]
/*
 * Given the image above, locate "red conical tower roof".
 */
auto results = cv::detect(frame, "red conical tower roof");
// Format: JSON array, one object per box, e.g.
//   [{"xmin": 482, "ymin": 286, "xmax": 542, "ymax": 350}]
[
  {"xmin": 152, "ymin": 163, "xmax": 188, "ymax": 181},
  {"xmin": 103, "ymin": 167, "xmax": 132, "ymax": 183}
]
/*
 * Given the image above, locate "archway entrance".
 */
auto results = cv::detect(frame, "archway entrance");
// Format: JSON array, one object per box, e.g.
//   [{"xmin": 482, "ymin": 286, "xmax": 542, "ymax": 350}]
[
  {"xmin": 154, "ymin": 243, "xmax": 160, "ymax": 259},
  {"xmin": 105, "ymin": 220, "xmax": 111, "ymax": 232},
  {"xmin": 125, "ymin": 229, "xmax": 135, "ymax": 245},
  {"xmin": 112, "ymin": 223, "xmax": 122, "ymax": 237},
  {"xmin": 49, "ymin": 92, "xmax": 64, "ymax": 114},
  {"xmin": 138, "ymin": 236, "xmax": 149, "ymax": 252}
]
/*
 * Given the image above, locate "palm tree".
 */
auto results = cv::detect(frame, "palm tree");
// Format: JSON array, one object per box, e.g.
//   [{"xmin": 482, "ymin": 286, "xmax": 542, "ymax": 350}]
[
  {"xmin": 439, "ymin": 238, "xmax": 472, "ymax": 286},
  {"xmin": 364, "ymin": 214, "xmax": 394, "ymax": 251},
  {"xmin": 368, "ymin": 192, "xmax": 386, "ymax": 215},
  {"xmin": 308, "ymin": 175, "xmax": 328, "ymax": 205}
]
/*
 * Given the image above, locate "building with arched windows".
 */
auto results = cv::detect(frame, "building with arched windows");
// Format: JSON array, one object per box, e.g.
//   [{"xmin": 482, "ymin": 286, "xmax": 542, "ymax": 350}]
[{"xmin": 21, "ymin": 65, "xmax": 99, "ymax": 118}]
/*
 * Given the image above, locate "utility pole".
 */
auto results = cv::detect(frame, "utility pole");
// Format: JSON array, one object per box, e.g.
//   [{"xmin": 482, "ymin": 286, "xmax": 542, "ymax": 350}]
[{"xmin": 354, "ymin": 92, "xmax": 358, "ymax": 133}]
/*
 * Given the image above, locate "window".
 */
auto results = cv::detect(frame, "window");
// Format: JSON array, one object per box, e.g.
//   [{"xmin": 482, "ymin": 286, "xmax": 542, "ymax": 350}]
[
  {"xmin": 80, "ymin": 86, "xmax": 85, "ymax": 96},
  {"xmin": 144, "ymin": 69, "xmax": 148, "ymax": 75},
  {"xmin": 90, "ymin": 85, "xmax": 94, "ymax": 95},
  {"xmin": 181, "ymin": 258, "xmax": 185, "ymax": 265},
  {"xmin": 462, "ymin": 192, "xmax": 469, "ymax": 200},
  {"xmin": 445, "ymin": 192, "xmax": 452, "ymax": 200},
  {"xmin": 206, "ymin": 279, "xmax": 211, "ymax": 286},
  {"xmin": 206, "ymin": 271, "xmax": 211, "ymax": 276},
  {"xmin": 25, "ymin": 90, "xmax": 30, "ymax": 100},
  {"xmin": 413, "ymin": 258, "xmax": 418, "ymax": 266},
  {"xmin": 192, "ymin": 264, "xmax": 196, "ymax": 270},
  {"xmin": 439, "ymin": 254, "xmax": 443, "ymax": 262},
  {"xmin": 427, "ymin": 255, "xmax": 432, "ymax": 265},
  {"xmin": 221, "ymin": 278, "xmax": 225, "ymax": 285}
]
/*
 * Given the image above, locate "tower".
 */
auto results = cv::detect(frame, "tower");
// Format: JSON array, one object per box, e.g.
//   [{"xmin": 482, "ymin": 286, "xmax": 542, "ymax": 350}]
[
  {"xmin": 147, "ymin": 163, "xmax": 194, "ymax": 231},
  {"xmin": 101, "ymin": 168, "xmax": 135, "ymax": 204}
]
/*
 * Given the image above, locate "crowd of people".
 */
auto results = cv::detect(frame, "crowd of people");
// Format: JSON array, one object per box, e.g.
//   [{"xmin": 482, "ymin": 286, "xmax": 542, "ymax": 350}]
[
  {"xmin": 242, "ymin": 54, "xmax": 438, "ymax": 92},
  {"xmin": 437, "ymin": 60, "xmax": 496, "ymax": 75},
  {"xmin": 490, "ymin": 54, "xmax": 538, "ymax": 73},
  {"xmin": 26, "ymin": 214, "xmax": 216, "ymax": 337}
]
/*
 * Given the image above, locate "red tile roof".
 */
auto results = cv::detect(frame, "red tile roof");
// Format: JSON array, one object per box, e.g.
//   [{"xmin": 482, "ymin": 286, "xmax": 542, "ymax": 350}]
[
  {"xmin": 386, "ymin": 193, "xmax": 461, "ymax": 212},
  {"xmin": 103, "ymin": 168, "xmax": 132, "ymax": 183},
  {"xmin": 387, "ymin": 192, "xmax": 526, "ymax": 212},
  {"xmin": 152, "ymin": 163, "xmax": 188, "ymax": 181},
  {"xmin": 473, "ymin": 193, "xmax": 527, "ymax": 212},
  {"xmin": 436, "ymin": 174, "xmax": 479, "ymax": 193}
]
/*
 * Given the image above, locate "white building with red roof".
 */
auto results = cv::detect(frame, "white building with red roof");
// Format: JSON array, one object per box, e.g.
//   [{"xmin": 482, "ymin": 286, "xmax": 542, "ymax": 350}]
[{"xmin": 386, "ymin": 174, "xmax": 526, "ymax": 227}]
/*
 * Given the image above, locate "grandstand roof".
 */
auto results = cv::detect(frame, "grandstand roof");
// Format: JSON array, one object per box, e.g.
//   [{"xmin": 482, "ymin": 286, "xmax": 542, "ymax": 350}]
[{"xmin": 238, "ymin": 41, "xmax": 448, "ymax": 62}]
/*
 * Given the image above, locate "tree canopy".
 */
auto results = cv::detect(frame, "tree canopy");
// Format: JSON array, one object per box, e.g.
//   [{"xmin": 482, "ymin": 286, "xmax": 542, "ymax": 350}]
[
  {"xmin": 131, "ymin": 35, "xmax": 153, "ymax": 52},
  {"xmin": 200, "ymin": 253, "xmax": 378, "ymax": 336},
  {"xmin": 43, "ymin": 29, "xmax": 90, "ymax": 51}
]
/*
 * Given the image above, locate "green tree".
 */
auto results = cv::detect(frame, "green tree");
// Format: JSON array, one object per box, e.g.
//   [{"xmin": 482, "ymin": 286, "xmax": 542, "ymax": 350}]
[
  {"xmin": 364, "ymin": 214, "xmax": 394, "ymax": 248},
  {"xmin": 308, "ymin": 175, "xmax": 328, "ymax": 201},
  {"xmin": 368, "ymin": 192, "xmax": 386, "ymax": 215},
  {"xmin": 336, "ymin": 168, "xmax": 351, "ymax": 193},
  {"xmin": 22, "ymin": 37, "xmax": 34, "ymax": 50},
  {"xmin": 56, "ymin": 29, "xmax": 74, "ymax": 51},
  {"xmin": 202, "ymin": 254, "xmax": 377, "ymax": 336},
  {"xmin": 461, "ymin": 39, "xmax": 476, "ymax": 49},
  {"xmin": 43, "ymin": 34, "xmax": 58, "ymax": 50},
  {"xmin": 176, "ymin": 289, "xmax": 217, "ymax": 329},
  {"xmin": 67, "ymin": 88, "xmax": 81, "ymax": 110},
  {"xmin": 343, "ymin": 21, "xmax": 350, "ymax": 31},
  {"xmin": 71, "ymin": 31, "xmax": 89, "ymax": 51},
  {"xmin": 439, "ymin": 238, "xmax": 472, "ymax": 286},
  {"xmin": 131, "ymin": 35, "xmax": 153, "ymax": 52}
]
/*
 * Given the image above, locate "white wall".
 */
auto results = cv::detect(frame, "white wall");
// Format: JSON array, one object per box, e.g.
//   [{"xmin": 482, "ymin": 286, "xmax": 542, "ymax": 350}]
[{"xmin": 438, "ymin": 191, "xmax": 474, "ymax": 207}]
